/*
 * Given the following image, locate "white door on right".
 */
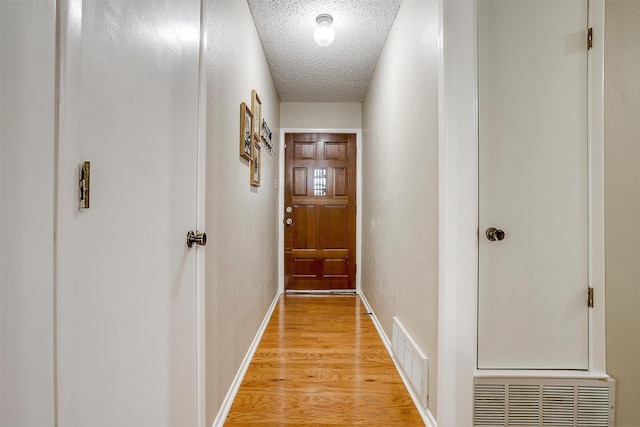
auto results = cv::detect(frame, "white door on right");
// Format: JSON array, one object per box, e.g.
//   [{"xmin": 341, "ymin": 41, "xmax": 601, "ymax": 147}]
[{"xmin": 478, "ymin": 0, "xmax": 589, "ymax": 369}]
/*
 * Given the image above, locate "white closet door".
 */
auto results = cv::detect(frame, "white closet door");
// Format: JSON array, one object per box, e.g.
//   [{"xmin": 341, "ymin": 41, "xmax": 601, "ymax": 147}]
[
  {"xmin": 478, "ymin": 0, "xmax": 589, "ymax": 369},
  {"xmin": 56, "ymin": 1, "xmax": 202, "ymax": 425}
]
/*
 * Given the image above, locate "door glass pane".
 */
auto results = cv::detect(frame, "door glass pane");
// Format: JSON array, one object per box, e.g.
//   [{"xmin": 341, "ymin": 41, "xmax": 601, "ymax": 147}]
[{"xmin": 313, "ymin": 168, "xmax": 327, "ymax": 196}]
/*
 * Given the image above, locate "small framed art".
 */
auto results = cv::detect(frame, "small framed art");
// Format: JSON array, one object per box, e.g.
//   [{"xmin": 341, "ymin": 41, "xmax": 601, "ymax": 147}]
[
  {"xmin": 239, "ymin": 102, "xmax": 253, "ymax": 160},
  {"xmin": 250, "ymin": 141, "xmax": 261, "ymax": 187},
  {"xmin": 251, "ymin": 90, "xmax": 262, "ymax": 142}
]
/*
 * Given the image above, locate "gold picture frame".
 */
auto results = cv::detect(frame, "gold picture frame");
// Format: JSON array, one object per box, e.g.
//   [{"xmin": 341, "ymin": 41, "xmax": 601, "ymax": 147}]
[
  {"xmin": 250, "ymin": 141, "xmax": 261, "ymax": 187},
  {"xmin": 251, "ymin": 90, "xmax": 262, "ymax": 142},
  {"xmin": 239, "ymin": 102, "xmax": 253, "ymax": 160}
]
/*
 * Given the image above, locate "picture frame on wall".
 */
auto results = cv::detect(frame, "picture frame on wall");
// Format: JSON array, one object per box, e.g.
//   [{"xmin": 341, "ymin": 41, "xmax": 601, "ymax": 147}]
[
  {"xmin": 251, "ymin": 90, "xmax": 262, "ymax": 142},
  {"xmin": 261, "ymin": 118, "xmax": 273, "ymax": 150},
  {"xmin": 239, "ymin": 102, "xmax": 253, "ymax": 160},
  {"xmin": 250, "ymin": 141, "xmax": 261, "ymax": 187}
]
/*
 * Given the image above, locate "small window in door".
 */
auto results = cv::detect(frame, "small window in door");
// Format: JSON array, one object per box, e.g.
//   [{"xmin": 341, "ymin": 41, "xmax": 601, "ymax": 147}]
[{"xmin": 313, "ymin": 168, "xmax": 327, "ymax": 196}]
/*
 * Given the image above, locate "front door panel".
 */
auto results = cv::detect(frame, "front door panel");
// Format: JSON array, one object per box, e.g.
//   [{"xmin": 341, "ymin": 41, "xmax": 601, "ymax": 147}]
[
  {"xmin": 478, "ymin": 0, "xmax": 589, "ymax": 369},
  {"xmin": 284, "ymin": 133, "xmax": 356, "ymax": 291}
]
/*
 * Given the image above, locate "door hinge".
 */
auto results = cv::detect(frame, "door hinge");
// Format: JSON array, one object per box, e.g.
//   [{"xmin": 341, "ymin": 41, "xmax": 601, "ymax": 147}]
[
  {"xmin": 588, "ymin": 287, "xmax": 594, "ymax": 308},
  {"xmin": 587, "ymin": 27, "xmax": 593, "ymax": 50},
  {"xmin": 79, "ymin": 161, "xmax": 90, "ymax": 209}
]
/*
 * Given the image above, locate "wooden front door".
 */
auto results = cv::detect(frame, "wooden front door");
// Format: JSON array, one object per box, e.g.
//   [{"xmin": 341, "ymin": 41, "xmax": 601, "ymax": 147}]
[{"xmin": 284, "ymin": 133, "xmax": 357, "ymax": 291}]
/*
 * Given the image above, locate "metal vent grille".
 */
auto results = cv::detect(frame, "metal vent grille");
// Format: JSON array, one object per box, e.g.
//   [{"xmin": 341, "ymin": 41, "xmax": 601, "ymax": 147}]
[
  {"xmin": 391, "ymin": 317, "xmax": 428, "ymax": 408},
  {"xmin": 577, "ymin": 386, "xmax": 611, "ymax": 426},
  {"xmin": 474, "ymin": 383, "xmax": 506, "ymax": 425},
  {"xmin": 410, "ymin": 350, "xmax": 424, "ymax": 393},
  {"xmin": 509, "ymin": 384, "xmax": 540, "ymax": 425},
  {"xmin": 473, "ymin": 377, "xmax": 615, "ymax": 427},
  {"xmin": 542, "ymin": 385, "xmax": 575, "ymax": 425}
]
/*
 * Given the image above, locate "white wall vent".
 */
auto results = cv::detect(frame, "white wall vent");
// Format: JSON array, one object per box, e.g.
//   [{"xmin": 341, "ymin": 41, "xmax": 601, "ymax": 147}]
[
  {"xmin": 391, "ymin": 316, "xmax": 428, "ymax": 408},
  {"xmin": 473, "ymin": 377, "xmax": 616, "ymax": 427}
]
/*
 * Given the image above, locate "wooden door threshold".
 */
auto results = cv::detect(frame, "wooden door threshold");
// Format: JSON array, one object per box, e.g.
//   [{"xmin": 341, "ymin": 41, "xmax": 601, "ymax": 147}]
[{"xmin": 284, "ymin": 289, "xmax": 357, "ymax": 295}]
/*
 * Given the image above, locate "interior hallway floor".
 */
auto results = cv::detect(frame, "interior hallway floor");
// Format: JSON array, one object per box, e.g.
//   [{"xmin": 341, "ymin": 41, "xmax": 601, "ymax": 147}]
[{"xmin": 224, "ymin": 294, "xmax": 425, "ymax": 425}]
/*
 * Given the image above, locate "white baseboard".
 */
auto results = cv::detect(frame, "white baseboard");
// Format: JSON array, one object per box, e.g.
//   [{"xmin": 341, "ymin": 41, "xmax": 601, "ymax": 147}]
[
  {"xmin": 359, "ymin": 291, "xmax": 437, "ymax": 427},
  {"xmin": 211, "ymin": 291, "xmax": 281, "ymax": 427}
]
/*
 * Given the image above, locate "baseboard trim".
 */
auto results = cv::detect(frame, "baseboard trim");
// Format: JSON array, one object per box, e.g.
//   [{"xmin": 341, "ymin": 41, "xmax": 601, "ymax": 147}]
[
  {"xmin": 359, "ymin": 291, "xmax": 437, "ymax": 427},
  {"xmin": 211, "ymin": 291, "xmax": 281, "ymax": 427}
]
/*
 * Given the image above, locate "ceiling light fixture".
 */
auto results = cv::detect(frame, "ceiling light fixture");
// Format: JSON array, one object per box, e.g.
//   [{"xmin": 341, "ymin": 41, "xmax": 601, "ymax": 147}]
[{"xmin": 314, "ymin": 14, "xmax": 335, "ymax": 47}]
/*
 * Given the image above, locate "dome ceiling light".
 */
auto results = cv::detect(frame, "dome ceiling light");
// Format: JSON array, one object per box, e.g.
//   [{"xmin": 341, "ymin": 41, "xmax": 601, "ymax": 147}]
[{"xmin": 314, "ymin": 14, "xmax": 335, "ymax": 47}]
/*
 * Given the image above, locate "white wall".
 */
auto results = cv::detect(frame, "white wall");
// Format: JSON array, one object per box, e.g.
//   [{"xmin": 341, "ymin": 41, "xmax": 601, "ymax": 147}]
[
  {"xmin": 361, "ymin": 0, "xmax": 440, "ymax": 420},
  {"xmin": 280, "ymin": 102, "xmax": 361, "ymax": 129},
  {"xmin": 205, "ymin": 0, "xmax": 280, "ymax": 424},
  {"xmin": 436, "ymin": 0, "xmax": 478, "ymax": 423},
  {"xmin": 0, "ymin": 1, "xmax": 56, "ymax": 425},
  {"xmin": 604, "ymin": 1, "xmax": 640, "ymax": 424}
]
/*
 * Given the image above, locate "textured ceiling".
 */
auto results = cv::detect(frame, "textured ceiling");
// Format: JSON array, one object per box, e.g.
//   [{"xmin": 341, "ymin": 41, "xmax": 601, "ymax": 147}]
[{"xmin": 247, "ymin": 0, "xmax": 402, "ymax": 102}]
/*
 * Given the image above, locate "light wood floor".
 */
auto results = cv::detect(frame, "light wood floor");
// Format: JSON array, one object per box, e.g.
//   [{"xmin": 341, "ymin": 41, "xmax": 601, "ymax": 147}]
[{"xmin": 224, "ymin": 294, "xmax": 424, "ymax": 426}]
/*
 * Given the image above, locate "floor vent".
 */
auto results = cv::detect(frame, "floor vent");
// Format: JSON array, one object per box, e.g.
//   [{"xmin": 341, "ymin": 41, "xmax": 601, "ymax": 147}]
[
  {"xmin": 473, "ymin": 377, "xmax": 615, "ymax": 426},
  {"xmin": 391, "ymin": 316, "xmax": 428, "ymax": 408}
]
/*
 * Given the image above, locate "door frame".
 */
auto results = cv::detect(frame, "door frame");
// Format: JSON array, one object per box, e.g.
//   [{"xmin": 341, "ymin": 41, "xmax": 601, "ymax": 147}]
[
  {"xmin": 278, "ymin": 128, "xmax": 362, "ymax": 294},
  {"xmin": 195, "ymin": 0, "xmax": 207, "ymax": 425},
  {"xmin": 436, "ymin": 0, "xmax": 606, "ymax": 424}
]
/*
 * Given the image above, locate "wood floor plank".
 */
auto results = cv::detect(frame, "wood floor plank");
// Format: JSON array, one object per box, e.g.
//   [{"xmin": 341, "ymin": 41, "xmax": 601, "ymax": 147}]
[{"xmin": 224, "ymin": 294, "xmax": 425, "ymax": 426}]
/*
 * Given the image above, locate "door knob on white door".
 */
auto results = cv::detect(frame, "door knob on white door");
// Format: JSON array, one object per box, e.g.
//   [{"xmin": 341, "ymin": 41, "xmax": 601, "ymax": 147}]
[
  {"xmin": 187, "ymin": 231, "xmax": 207, "ymax": 247},
  {"xmin": 486, "ymin": 227, "xmax": 505, "ymax": 241}
]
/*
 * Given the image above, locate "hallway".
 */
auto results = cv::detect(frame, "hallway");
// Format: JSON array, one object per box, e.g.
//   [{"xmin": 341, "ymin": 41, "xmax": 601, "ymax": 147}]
[
  {"xmin": 224, "ymin": 294, "xmax": 424, "ymax": 425},
  {"xmin": 4, "ymin": 0, "xmax": 640, "ymax": 425}
]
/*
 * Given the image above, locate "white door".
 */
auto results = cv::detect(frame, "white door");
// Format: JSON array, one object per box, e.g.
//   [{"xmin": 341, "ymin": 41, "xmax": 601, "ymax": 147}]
[
  {"xmin": 56, "ymin": 0, "xmax": 202, "ymax": 425},
  {"xmin": 1, "ymin": 1, "xmax": 56, "ymax": 425},
  {"xmin": 478, "ymin": 0, "xmax": 589, "ymax": 369}
]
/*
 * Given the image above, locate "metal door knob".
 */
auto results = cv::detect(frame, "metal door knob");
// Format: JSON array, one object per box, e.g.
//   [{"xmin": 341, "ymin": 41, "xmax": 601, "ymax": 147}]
[
  {"xmin": 285, "ymin": 218, "xmax": 293, "ymax": 226},
  {"xmin": 486, "ymin": 227, "xmax": 505, "ymax": 241},
  {"xmin": 187, "ymin": 231, "xmax": 207, "ymax": 248}
]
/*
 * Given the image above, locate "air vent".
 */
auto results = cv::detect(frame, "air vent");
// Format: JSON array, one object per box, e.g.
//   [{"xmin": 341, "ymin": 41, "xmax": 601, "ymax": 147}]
[
  {"xmin": 391, "ymin": 316, "xmax": 428, "ymax": 408},
  {"xmin": 543, "ymin": 385, "xmax": 575, "ymax": 425},
  {"xmin": 474, "ymin": 383, "xmax": 506, "ymax": 425},
  {"xmin": 473, "ymin": 377, "xmax": 615, "ymax": 427},
  {"xmin": 509, "ymin": 384, "xmax": 540, "ymax": 425},
  {"xmin": 577, "ymin": 386, "xmax": 612, "ymax": 426}
]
